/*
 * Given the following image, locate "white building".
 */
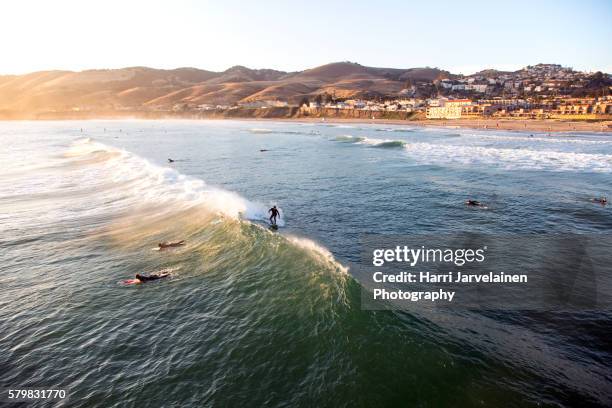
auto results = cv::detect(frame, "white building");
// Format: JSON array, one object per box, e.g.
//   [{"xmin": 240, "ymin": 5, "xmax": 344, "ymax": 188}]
[
  {"xmin": 426, "ymin": 99, "xmax": 471, "ymax": 119},
  {"xmin": 465, "ymin": 84, "xmax": 488, "ymax": 93}
]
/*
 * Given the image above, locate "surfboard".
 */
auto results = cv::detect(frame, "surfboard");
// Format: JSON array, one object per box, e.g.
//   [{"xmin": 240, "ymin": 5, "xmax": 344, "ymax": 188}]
[
  {"xmin": 122, "ymin": 279, "xmax": 141, "ymax": 285},
  {"xmin": 269, "ymin": 224, "xmax": 279, "ymax": 230}
]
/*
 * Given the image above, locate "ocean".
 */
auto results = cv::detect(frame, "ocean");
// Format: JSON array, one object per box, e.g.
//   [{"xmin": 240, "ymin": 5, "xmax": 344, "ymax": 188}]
[{"xmin": 1, "ymin": 120, "xmax": 611, "ymax": 407}]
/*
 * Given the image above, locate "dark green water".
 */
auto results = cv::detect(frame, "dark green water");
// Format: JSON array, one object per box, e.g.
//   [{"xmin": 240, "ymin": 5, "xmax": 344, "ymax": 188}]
[{"xmin": 1, "ymin": 120, "xmax": 611, "ymax": 407}]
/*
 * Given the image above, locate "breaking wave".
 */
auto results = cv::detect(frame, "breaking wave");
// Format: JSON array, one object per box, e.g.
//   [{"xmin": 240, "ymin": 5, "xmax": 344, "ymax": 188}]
[
  {"xmin": 67, "ymin": 139, "xmax": 281, "ymax": 223},
  {"xmin": 334, "ymin": 135, "xmax": 366, "ymax": 143},
  {"xmin": 459, "ymin": 132, "xmax": 612, "ymax": 145},
  {"xmin": 403, "ymin": 141, "xmax": 612, "ymax": 172},
  {"xmin": 333, "ymin": 135, "xmax": 406, "ymax": 148},
  {"xmin": 361, "ymin": 139, "xmax": 406, "ymax": 148},
  {"xmin": 61, "ymin": 138, "xmax": 350, "ymax": 281}
]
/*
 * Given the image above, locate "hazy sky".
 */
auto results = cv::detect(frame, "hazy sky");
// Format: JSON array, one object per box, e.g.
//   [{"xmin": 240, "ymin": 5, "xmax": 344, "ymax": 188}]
[{"xmin": 2, "ymin": 0, "xmax": 611, "ymax": 75}]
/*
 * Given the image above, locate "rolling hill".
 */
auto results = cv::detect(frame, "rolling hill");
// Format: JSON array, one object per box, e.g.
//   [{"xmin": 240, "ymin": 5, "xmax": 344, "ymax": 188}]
[{"xmin": 0, "ymin": 62, "xmax": 451, "ymax": 115}]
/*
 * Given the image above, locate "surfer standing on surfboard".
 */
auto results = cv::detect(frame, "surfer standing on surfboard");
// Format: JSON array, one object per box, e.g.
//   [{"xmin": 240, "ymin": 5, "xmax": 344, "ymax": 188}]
[{"xmin": 268, "ymin": 206, "xmax": 280, "ymax": 226}]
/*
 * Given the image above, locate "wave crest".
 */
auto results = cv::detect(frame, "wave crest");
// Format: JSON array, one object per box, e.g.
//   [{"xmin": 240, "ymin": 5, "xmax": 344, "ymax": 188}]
[{"xmin": 66, "ymin": 138, "xmax": 284, "ymax": 225}]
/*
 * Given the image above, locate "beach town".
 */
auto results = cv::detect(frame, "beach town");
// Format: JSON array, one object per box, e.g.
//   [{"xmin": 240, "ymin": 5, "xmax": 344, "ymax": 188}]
[
  {"xmin": 191, "ymin": 64, "xmax": 612, "ymax": 123},
  {"xmin": 2, "ymin": 63, "xmax": 611, "ymax": 132}
]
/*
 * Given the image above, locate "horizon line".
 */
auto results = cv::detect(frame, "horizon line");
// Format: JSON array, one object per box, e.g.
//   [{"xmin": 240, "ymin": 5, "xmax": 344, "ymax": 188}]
[{"xmin": 1, "ymin": 61, "xmax": 609, "ymax": 78}]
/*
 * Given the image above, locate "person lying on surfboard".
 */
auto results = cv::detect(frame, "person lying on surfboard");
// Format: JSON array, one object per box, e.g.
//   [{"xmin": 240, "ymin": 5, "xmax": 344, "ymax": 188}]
[
  {"xmin": 135, "ymin": 273, "xmax": 170, "ymax": 283},
  {"xmin": 466, "ymin": 199, "xmax": 485, "ymax": 207},
  {"xmin": 591, "ymin": 196, "xmax": 607, "ymax": 205},
  {"xmin": 158, "ymin": 240, "xmax": 185, "ymax": 249},
  {"xmin": 268, "ymin": 206, "xmax": 280, "ymax": 226}
]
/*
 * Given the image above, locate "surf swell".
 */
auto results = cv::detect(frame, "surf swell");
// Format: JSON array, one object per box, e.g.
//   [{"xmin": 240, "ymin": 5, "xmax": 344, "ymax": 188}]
[
  {"xmin": 3, "ymin": 124, "xmax": 609, "ymax": 408},
  {"xmin": 67, "ymin": 138, "xmax": 281, "ymax": 224},
  {"xmin": 403, "ymin": 141, "xmax": 612, "ymax": 172},
  {"xmin": 334, "ymin": 135, "xmax": 366, "ymax": 143},
  {"xmin": 362, "ymin": 139, "xmax": 406, "ymax": 148},
  {"xmin": 333, "ymin": 135, "xmax": 406, "ymax": 148},
  {"xmin": 64, "ymin": 138, "xmax": 349, "ymax": 280}
]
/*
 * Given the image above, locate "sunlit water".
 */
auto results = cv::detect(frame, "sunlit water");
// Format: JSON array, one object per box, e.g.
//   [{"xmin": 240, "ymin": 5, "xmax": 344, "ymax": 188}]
[{"xmin": 1, "ymin": 120, "xmax": 611, "ymax": 407}]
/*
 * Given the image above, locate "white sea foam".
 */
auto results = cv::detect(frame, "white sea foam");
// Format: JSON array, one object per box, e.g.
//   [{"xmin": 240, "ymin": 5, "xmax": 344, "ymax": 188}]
[
  {"xmin": 357, "ymin": 138, "xmax": 406, "ymax": 148},
  {"xmin": 333, "ymin": 135, "xmax": 405, "ymax": 147},
  {"xmin": 286, "ymin": 235, "xmax": 348, "ymax": 274},
  {"xmin": 249, "ymin": 128, "xmax": 273, "ymax": 134},
  {"xmin": 66, "ymin": 139, "xmax": 285, "ymax": 225},
  {"xmin": 403, "ymin": 142, "xmax": 612, "ymax": 172},
  {"xmin": 457, "ymin": 132, "xmax": 612, "ymax": 145}
]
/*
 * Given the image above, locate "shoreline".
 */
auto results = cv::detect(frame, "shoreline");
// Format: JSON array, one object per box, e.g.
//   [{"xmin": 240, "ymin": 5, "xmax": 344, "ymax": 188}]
[
  {"xmin": 1, "ymin": 115, "xmax": 610, "ymax": 133},
  {"xmin": 256, "ymin": 117, "xmax": 612, "ymax": 133}
]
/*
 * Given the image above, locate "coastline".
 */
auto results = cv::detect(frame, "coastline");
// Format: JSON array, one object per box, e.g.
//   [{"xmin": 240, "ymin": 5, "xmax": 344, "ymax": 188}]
[
  {"xmin": 1, "ymin": 113, "xmax": 610, "ymax": 133},
  {"xmin": 249, "ymin": 117, "xmax": 612, "ymax": 133}
]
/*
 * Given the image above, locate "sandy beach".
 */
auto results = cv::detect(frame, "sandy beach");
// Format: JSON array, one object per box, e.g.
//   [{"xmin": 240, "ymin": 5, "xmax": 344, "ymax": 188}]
[
  {"xmin": 3, "ymin": 112, "xmax": 611, "ymax": 134},
  {"xmin": 258, "ymin": 117, "xmax": 612, "ymax": 133}
]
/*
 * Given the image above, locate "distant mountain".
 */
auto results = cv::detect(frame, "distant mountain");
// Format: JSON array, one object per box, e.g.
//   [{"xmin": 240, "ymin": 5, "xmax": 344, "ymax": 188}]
[
  {"xmin": 207, "ymin": 65, "xmax": 291, "ymax": 83},
  {"xmin": 0, "ymin": 62, "xmax": 451, "ymax": 114}
]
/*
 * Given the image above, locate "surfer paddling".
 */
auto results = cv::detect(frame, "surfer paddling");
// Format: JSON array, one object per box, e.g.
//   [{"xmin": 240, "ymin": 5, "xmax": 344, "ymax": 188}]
[
  {"xmin": 158, "ymin": 240, "xmax": 185, "ymax": 249},
  {"xmin": 466, "ymin": 199, "xmax": 486, "ymax": 208},
  {"xmin": 591, "ymin": 196, "xmax": 607, "ymax": 205},
  {"xmin": 135, "ymin": 273, "xmax": 169, "ymax": 283},
  {"xmin": 268, "ymin": 206, "xmax": 280, "ymax": 226}
]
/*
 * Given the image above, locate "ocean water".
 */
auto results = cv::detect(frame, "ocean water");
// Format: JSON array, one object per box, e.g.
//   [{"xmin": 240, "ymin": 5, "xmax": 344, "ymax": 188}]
[{"xmin": 1, "ymin": 120, "xmax": 611, "ymax": 407}]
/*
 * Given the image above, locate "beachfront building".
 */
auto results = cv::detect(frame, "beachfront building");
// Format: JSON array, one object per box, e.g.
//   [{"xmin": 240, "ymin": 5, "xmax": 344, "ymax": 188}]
[
  {"xmin": 427, "ymin": 105, "xmax": 462, "ymax": 119},
  {"xmin": 426, "ymin": 99, "xmax": 471, "ymax": 119},
  {"xmin": 555, "ymin": 98, "xmax": 612, "ymax": 115}
]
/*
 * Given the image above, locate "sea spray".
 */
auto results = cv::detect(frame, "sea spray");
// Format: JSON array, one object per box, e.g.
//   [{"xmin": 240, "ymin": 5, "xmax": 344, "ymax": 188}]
[
  {"xmin": 287, "ymin": 235, "xmax": 349, "ymax": 275},
  {"xmin": 66, "ymin": 138, "xmax": 285, "ymax": 225},
  {"xmin": 332, "ymin": 135, "xmax": 405, "ymax": 147},
  {"xmin": 403, "ymin": 141, "xmax": 612, "ymax": 172}
]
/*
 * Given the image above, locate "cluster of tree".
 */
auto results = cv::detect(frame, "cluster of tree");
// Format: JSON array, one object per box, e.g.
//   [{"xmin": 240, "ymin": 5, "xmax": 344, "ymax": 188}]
[
  {"xmin": 570, "ymin": 72, "xmax": 611, "ymax": 97},
  {"xmin": 299, "ymin": 92, "xmax": 347, "ymax": 107}
]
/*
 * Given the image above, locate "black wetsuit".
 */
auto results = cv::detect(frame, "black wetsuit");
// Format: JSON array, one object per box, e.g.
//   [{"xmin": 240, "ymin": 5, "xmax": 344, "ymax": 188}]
[
  {"xmin": 159, "ymin": 240, "xmax": 184, "ymax": 249},
  {"xmin": 136, "ymin": 274, "xmax": 165, "ymax": 282},
  {"xmin": 269, "ymin": 207, "xmax": 280, "ymax": 225},
  {"xmin": 467, "ymin": 200, "xmax": 481, "ymax": 206}
]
